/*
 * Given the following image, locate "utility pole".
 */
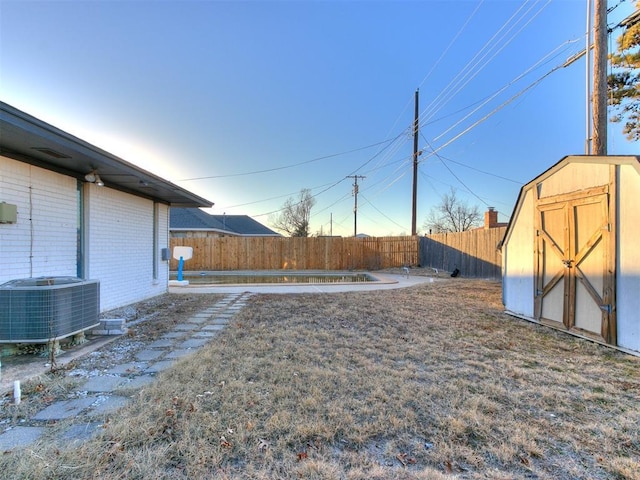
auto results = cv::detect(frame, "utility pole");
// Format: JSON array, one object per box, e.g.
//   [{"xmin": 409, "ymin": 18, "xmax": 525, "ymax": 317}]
[
  {"xmin": 411, "ymin": 89, "xmax": 419, "ymax": 236},
  {"xmin": 592, "ymin": 0, "xmax": 608, "ymax": 155},
  {"xmin": 347, "ymin": 175, "xmax": 365, "ymax": 237}
]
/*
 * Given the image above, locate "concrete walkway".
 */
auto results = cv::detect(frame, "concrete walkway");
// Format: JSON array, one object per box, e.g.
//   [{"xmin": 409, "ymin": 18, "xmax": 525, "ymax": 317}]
[{"xmin": 0, "ymin": 292, "xmax": 252, "ymax": 451}]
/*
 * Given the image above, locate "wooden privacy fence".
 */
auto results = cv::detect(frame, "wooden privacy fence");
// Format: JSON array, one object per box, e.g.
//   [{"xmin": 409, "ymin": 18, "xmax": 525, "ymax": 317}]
[
  {"xmin": 419, "ymin": 227, "xmax": 506, "ymax": 279},
  {"xmin": 169, "ymin": 236, "xmax": 419, "ymax": 271}
]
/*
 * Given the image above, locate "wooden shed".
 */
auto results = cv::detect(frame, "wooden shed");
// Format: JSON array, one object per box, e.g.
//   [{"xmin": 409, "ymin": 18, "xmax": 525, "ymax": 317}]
[{"xmin": 501, "ymin": 155, "xmax": 640, "ymax": 355}]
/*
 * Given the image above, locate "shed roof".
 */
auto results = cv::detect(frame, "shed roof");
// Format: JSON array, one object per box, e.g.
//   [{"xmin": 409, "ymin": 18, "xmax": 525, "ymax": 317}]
[
  {"xmin": 501, "ymin": 154, "xmax": 640, "ymax": 248},
  {"xmin": 0, "ymin": 102, "xmax": 213, "ymax": 208},
  {"xmin": 170, "ymin": 208, "xmax": 280, "ymax": 236}
]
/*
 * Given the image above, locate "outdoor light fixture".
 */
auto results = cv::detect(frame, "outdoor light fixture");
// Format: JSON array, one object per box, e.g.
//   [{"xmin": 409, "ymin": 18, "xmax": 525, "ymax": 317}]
[{"xmin": 84, "ymin": 170, "xmax": 104, "ymax": 186}]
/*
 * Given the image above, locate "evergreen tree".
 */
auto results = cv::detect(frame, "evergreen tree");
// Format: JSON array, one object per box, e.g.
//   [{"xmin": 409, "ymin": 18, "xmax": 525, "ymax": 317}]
[{"xmin": 608, "ymin": 1, "xmax": 640, "ymax": 141}]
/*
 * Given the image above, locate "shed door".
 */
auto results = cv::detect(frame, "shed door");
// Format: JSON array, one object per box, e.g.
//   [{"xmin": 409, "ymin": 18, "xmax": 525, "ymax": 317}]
[{"xmin": 535, "ymin": 190, "xmax": 614, "ymax": 344}]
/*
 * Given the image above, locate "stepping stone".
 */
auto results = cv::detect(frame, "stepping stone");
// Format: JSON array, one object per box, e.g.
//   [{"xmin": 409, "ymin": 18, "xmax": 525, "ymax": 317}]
[
  {"xmin": 147, "ymin": 339, "xmax": 175, "ymax": 348},
  {"xmin": 161, "ymin": 331, "xmax": 185, "ymax": 339},
  {"xmin": 192, "ymin": 331, "xmax": 218, "ymax": 338},
  {"xmin": 165, "ymin": 349, "xmax": 192, "ymax": 359},
  {"xmin": 60, "ymin": 422, "xmax": 102, "ymax": 446},
  {"xmin": 106, "ymin": 362, "xmax": 147, "ymax": 375},
  {"xmin": 136, "ymin": 349, "xmax": 164, "ymax": 361},
  {"xmin": 202, "ymin": 324, "xmax": 226, "ymax": 331},
  {"xmin": 187, "ymin": 316, "xmax": 209, "ymax": 325},
  {"xmin": 88, "ymin": 395, "xmax": 130, "ymax": 417},
  {"xmin": 208, "ymin": 318, "xmax": 229, "ymax": 325},
  {"xmin": 145, "ymin": 360, "xmax": 175, "ymax": 373},
  {"xmin": 120, "ymin": 374, "xmax": 156, "ymax": 390},
  {"xmin": 80, "ymin": 376, "xmax": 126, "ymax": 393},
  {"xmin": 178, "ymin": 338, "xmax": 209, "ymax": 349},
  {"xmin": 173, "ymin": 323, "xmax": 198, "ymax": 331},
  {"xmin": 0, "ymin": 426, "xmax": 46, "ymax": 449},
  {"xmin": 33, "ymin": 397, "xmax": 97, "ymax": 421}
]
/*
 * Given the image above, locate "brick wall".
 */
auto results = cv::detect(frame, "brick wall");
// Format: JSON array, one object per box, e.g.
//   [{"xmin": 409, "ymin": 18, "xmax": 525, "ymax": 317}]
[
  {"xmin": 87, "ymin": 185, "xmax": 167, "ymax": 310},
  {"xmin": 1, "ymin": 155, "xmax": 170, "ymax": 312},
  {"xmin": 0, "ymin": 157, "xmax": 77, "ymax": 281}
]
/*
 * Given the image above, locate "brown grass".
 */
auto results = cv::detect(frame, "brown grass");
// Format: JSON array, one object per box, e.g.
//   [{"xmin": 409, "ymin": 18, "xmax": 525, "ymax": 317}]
[{"xmin": 1, "ymin": 279, "xmax": 639, "ymax": 479}]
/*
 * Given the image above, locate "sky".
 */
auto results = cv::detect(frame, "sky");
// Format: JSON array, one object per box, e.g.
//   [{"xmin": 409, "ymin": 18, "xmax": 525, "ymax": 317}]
[{"xmin": 1, "ymin": 0, "xmax": 637, "ymax": 237}]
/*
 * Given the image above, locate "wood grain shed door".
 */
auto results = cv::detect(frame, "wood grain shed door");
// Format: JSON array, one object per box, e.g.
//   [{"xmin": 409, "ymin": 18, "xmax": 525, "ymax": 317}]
[{"xmin": 535, "ymin": 187, "xmax": 615, "ymax": 344}]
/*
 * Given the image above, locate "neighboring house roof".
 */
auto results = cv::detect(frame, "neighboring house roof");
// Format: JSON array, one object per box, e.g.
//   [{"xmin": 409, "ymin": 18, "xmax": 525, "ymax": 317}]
[
  {"xmin": 0, "ymin": 102, "xmax": 212, "ymax": 208},
  {"xmin": 170, "ymin": 208, "xmax": 280, "ymax": 236}
]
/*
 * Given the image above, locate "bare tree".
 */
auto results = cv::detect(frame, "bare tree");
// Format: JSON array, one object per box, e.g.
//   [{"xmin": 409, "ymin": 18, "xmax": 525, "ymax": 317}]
[
  {"xmin": 270, "ymin": 188, "xmax": 316, "ymax": 237},
  {"xmin": 423, "ymin": 188, "xmax": 481, "ymax": 233}
]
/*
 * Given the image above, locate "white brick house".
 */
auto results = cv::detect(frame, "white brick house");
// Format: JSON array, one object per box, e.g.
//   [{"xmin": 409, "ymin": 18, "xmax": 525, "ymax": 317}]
[{"xmin": 0, "ymin": 102, "xmax": 212, "ymax": 311}]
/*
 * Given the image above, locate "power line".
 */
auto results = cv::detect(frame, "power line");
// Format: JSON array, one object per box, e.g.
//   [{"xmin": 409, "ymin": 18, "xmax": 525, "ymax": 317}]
[
  {"xmin": 419, "ymin": 132, "xmax": 524, "ymax": 184},
  {"xmin": 420, "ymin": 135, "xmax": 491, "ymax": 208},
  {"xmin": 359, "ymin": 194, "xmax": 407, "ymax": 231},
  {"xmin": 420, "ymin": 0, "xmax": 552, "ymax": 129},
  {"xmin": 178, "ymin": 138, "xmax": 397, "ymax": 181}
]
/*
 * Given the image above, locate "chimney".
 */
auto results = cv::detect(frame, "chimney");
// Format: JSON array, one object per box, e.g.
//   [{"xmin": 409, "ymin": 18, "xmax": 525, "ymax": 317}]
[{"xmin": 484, "ymin": 207, "xmax": 498, "ymax": 229}]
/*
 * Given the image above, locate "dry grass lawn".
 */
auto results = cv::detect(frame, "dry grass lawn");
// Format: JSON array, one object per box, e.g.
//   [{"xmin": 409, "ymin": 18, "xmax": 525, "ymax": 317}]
[{"xmin": 1, "ymin": 279, "xmax": 639, "ymax": 479}]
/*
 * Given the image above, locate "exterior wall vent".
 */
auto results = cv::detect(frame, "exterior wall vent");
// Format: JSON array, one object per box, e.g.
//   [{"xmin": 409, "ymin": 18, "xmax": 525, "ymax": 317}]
[{"xmin": 0, "ymin": 277, "xmax": 100, "ymax": 343}]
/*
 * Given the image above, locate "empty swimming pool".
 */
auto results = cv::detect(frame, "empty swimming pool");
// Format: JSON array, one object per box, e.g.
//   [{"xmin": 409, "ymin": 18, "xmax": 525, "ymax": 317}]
[{"xmin": 169, "ymin": 271, "xmax": 377, "ymax": 285}]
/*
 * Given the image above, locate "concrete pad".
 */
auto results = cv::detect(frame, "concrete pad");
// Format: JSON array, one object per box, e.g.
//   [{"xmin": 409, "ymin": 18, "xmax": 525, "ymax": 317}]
[
  {"xmin": 105, "ymin": 362, "xmax": 147, "ymax": 375},
  {"xmin": 135, "ymin": 349, "xmax": 165, "ymax": 361},
  {"xmin": 145, "ymin": 360, "xmax": 175, "ymax": 373},
  {"xmin": 178, "ymin": 338, "xmax": 209, "ymax": 349},
  {"xmin": 88, "ymin": 395, "xmax": 130, "ymax": 417},
  {"xmin": 33, "ymin": 397, "xmax": 97, "ymax": 421},
  {"xmin": 80, "ymin": 376, "xmax": 126, "ymax": 393},
  {"xmin": 0, "ymin": 426, "xmax": 46, "ymax": 449}
]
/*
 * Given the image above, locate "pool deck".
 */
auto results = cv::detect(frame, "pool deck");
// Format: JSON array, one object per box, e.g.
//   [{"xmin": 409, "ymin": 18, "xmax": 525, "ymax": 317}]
[{"xmin": 169, "ymin": 272, "xmax": 438, "ymax": 294}]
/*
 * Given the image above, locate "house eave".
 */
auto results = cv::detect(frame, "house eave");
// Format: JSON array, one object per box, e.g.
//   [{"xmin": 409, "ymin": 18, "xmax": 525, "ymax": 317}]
[{"xmin": 0, "ymin": 102, "xmax": 213, "ymax": 208}]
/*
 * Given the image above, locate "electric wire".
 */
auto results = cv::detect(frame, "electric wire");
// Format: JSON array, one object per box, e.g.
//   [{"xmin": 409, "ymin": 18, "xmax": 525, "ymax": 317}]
[
  {"xmin": 214, "ymin": 2, "xmax": 591, "ymax": 235},
  {"xmin": 425, "ymin": 58, "xmax": 568, "ymax": 159},
  {"xmin": 417, "ymin": 0, "xmax": 484, "ymax": 90},
  {"xmin": 359, "ymin": 194, "xmax": 407, "ymax": 231},
  {"xmin": 433, "ymin": 154, "xmax": 525, "ymax": 184},
  {"xmin": 419, "ymin": 134, "xmax": 491, "ymax": 208},
  {"xmin": 431, "ymin": 37, "xmax": 581, "ymax": 143},
  {"xmin": 178, "ymin": 137, "xmax": 397, "ymax": 181},
  {"xmin": 420, "ymin": 0, "xmax": 551, "ymax": 129}
]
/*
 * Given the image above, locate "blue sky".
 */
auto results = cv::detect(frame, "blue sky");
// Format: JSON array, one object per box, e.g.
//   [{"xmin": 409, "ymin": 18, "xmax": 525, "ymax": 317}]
[{"xmin": 1, "ymin": 0, "xmax": 637, "ymax": 236}]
